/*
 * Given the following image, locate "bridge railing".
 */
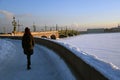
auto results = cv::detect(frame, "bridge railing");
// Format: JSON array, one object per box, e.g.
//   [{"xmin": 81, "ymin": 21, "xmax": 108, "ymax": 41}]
[{"xmin": 0, "ymin": 36, "xmax": 108, "ymax": 80}]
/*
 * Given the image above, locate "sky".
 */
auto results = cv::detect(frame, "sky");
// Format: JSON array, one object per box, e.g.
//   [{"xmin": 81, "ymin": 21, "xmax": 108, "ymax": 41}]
[{"xmin": 0, "ymin": 0, "xmax": 120, "ymax": 32}]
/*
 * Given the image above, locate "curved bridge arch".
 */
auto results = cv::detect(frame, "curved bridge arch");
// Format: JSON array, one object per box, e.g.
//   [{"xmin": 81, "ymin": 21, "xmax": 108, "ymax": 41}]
[
  {"xmin": 31, "ymin": 31, "xmax": 59, "ymax": 39},
  {"xmin": 11, "ymin": 31, "xmax": 59, "ymax": 39}
]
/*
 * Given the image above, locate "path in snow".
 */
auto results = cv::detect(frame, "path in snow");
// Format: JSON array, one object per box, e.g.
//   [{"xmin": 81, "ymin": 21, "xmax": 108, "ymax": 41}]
[{"xmin": 0, "ymin": 39, "xmax": 75, "ymax": 80}]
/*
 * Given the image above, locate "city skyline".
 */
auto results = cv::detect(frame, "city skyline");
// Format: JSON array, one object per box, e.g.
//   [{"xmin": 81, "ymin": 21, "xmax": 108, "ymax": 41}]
[{"xmin": 0, "ymin": 0, "xmax": 120, "ymax": 32}]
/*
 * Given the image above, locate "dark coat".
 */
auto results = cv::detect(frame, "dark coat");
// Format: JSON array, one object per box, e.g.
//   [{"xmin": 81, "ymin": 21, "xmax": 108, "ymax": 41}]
[{"xmin": 22, "ymin": 33, "xmax": 34, "ymax": 55}]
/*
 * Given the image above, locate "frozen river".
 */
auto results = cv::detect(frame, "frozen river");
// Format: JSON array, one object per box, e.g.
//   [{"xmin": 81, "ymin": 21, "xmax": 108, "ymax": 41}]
[{"xmin": 58, "ymin": 33, "xmax": 120, "ymax": 68}]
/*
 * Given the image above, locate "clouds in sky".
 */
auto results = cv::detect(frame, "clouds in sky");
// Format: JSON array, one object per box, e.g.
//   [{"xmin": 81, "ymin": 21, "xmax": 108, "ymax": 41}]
[
  {"xmin": 0, "ymin": 10, "xmax": 14, "ymax": 19},
  {"xmin": 0, "ymin": 10, "xmax": 35, "ymax": 32},
  {"xmin": 0, "ymin": 10, "xmax": 33, "ymax": 20}
]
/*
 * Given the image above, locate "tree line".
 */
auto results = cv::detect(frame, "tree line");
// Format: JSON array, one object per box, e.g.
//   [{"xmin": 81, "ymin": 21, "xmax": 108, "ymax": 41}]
[{"xmin": 59, "ymin": 29, "xmax": 80, "ymax": 38}]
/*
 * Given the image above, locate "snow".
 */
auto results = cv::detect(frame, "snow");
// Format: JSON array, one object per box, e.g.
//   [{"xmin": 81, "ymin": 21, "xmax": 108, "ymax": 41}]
[
  {"xmin": 57, "ymin": 33, "xmax": 120, "ymax": 80},
  {"xmin": 0, "ymin": 39, "xmax": 75, "ymax": 80},
  {"xmin": 1, "ymin": 33, "xmax": 120, "ymax": 80}
]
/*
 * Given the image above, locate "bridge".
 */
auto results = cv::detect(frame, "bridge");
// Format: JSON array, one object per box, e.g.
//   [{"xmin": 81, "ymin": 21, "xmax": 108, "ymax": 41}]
[
  {"xmin": 0, "ymin": 31, "xmax": 59, "ymax": 39},
  {"xmin": 0, "ymin": 36, "xmax": 108, "ymax": 80}
]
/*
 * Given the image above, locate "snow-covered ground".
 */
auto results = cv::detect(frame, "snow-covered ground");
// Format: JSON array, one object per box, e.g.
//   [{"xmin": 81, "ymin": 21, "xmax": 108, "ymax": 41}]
[
  {"xmin": 0, "ymin": 39, "xmax": 75, "ymax": 80},
  {"xmin": 1, "ymin": 32, "xmax": 120, "ymax": 80},
  {"xmin": 57, "ymin": 32, "xmax": 120, "ymax": 80}
]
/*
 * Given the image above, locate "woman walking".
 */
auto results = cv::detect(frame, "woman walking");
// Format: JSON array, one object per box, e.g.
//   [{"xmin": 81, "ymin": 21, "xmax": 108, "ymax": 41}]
[{"xmin": 22, "ymin": 27, "xmax": 35, "ymax": 70}]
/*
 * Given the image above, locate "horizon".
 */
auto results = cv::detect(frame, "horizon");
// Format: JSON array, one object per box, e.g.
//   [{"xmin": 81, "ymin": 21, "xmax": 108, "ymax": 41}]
[{"xmin": 0, "ymin": 0, "xmax": 120, "ymax": 33}]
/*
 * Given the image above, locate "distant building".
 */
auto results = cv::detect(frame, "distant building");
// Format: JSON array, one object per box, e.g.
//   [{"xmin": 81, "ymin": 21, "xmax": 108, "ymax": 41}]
[
  {"xmin": 109, "ymin": 24, "xmax": 120, "ymax": 32},
  {"xmin": 110, "ymin": 27, "xmax": 120, "ymax": 32},
  {"xmin": 87, "ymin": 28, "xmax": 104, "ymax": 33},
  {"xmin": 105, "ymin": 25, "xmax": 120, "ymax": 32},
  {"xmin": 118, "ymin": 25, "xmax": 120, "ymax": 28}
]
